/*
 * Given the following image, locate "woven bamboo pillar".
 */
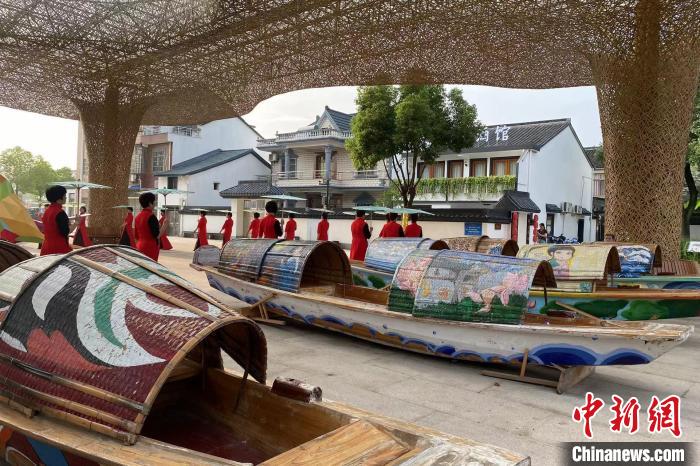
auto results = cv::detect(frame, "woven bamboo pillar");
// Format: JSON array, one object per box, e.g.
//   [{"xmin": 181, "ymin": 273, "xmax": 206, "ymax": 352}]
[
  {"xmin": 74, "ymin": 86, "xmax": 148, "ymax": 238},
  {"xmin": 589, "ymin": 2, "xmax": 700, "ymax": 259}
]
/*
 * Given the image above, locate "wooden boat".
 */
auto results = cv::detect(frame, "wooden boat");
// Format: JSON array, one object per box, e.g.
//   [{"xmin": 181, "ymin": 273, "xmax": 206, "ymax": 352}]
[
  {"xmin": 0, "ymin": 245, "xmax": 529, "ymax": 465},
  {"xmin": 352, "ymin": 238, "xmax": 448, "ymax": 289},
  {"xmin": 518, "ymin": 244, "xmax": 700, "ymax": 320},
  {"xmin": 0, "ymin": 240, "xmax": 32, "ymax": 273},
  {"xmin": 353, "ymin": 237, "xmax": 517, "ymax": 289},
  {"xmin": 193, "ymin": 239, "xmax": 692, "ymax": 369}
]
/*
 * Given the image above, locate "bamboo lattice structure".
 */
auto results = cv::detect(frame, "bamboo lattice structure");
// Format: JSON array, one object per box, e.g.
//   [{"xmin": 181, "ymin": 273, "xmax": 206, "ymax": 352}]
[{"xmin": 0, "ymin": 1, "xmax": 699, "ymax": 255}]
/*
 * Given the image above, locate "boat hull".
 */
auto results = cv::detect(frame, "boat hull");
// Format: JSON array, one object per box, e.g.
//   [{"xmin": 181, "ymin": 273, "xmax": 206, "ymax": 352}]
[
  {"xmin": 206, "ymin": 272, "xmax": 688, "ymax": 367},
  {"xmin": 612, "ymin": 276, "xmax": 700, "ymax": 290},
  {"xmin": 528, "ymin": 289, "xmax": 700, "ymax": 320}
]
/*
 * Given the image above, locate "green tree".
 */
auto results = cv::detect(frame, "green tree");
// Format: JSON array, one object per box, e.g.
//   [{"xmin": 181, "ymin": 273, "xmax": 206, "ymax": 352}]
[
  {"xmin": 346, "ymin": 85, "xmax": 482, "ymax": 207},
  {"xmin": 0, "ymin": 146, "xmax": 34, "ymax": 194},
  {"xmin": 682, "ymin": 86, "xmax": 700, "ymax": 238},
  {"xmin": 54, "ymin": 167, "xmax": 75, "ymax": 182},
  {"xmin": 27, "ymin": 156, "xmax": 58, "ymax": 198}
]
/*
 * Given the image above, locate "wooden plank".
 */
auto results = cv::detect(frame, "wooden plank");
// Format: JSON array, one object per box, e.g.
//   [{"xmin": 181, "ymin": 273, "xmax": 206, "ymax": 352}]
[
  {"xmin": 260, "ymin": 420, "xmax": 409, "ymax": 466},
  {"xmin": 556, "ymin": 366, "xmax": 595, "ymax": 394}
]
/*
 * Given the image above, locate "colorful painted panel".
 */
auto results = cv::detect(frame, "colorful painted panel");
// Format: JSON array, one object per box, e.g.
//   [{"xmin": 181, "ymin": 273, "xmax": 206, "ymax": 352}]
[
  {"xmin": 257, "ymin": 241, "xmax": 319, "ymax": 292},
  {"xmin": 517, "ymin": 244, "xmax": 620, "ymax": 280},
  {"xmin": 615, "ymin": 245, "xmax": 656, "ymax": 277},
  {"xmin": 0, "ymin": 246, "xmax": 266, "ymax": 442},
  {"xmin": 388, "ymin": 249, "xmax": 440, "ymax": 313},
  {"xmin": 364, "ymin": 238, "xmax": 446, "ymax": 273},
  {"xmin": 443, "ymin": 236, "xmax": 486, "ymax": 252},
  {"xmin": 476, "ymin": 238, "xmax": 519, "ymax": 256},
  {"xmin": 219, "ymin": 238, "xmax": 279, "ymax": 282},
  {"xmin": 413, "ymin": 251, "xmax": 546, "ymax": 324},
  {"xmin": 0, "ymin": 427, "xmax": 97, "ymax": 465}
]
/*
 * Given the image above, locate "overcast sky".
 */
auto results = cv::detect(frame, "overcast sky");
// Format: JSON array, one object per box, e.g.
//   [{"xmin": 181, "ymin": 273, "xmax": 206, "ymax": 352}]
[{"xmin": 0, "ymin": 85, "xmax": 602, "ymax": 170}]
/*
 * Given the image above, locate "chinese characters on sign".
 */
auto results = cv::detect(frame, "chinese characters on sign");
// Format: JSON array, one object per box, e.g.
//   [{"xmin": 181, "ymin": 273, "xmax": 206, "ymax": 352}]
[
  {"xmin": 476, "ymin": 125, "xmax": 510, "ymax": 144},
  {"xmin": 572, "ymin": 392, "xmax": 681, "ymax": 439}
]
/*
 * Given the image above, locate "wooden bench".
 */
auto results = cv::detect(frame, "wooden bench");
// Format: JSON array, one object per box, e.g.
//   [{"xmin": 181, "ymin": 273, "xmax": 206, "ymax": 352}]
[{"xmin": 653, "ymin": 260, "xmax": 700, "ymax": 276}]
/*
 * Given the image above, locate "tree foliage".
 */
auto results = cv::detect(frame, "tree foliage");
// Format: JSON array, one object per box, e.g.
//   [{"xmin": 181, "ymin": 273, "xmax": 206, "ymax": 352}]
[
  {"xmin": 346, "ymin": 85, "xmax": 482, "ymax": 207},
  {"xmin": 682, "ymin": 86, "xmax": 700, "ymax": 238},
  {"xmin": 0, "ymin": 146, "xmax": 75, "ymax": 198}
]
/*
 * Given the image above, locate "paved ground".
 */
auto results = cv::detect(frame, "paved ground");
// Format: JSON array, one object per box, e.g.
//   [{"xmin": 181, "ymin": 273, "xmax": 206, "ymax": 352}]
[{"xmin": 26, "ymin": 238, "xmax": 700, "ymax": 464}]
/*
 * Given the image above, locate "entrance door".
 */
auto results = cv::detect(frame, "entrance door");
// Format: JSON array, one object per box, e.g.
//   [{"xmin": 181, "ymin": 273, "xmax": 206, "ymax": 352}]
[{"xmin": 577, "ymin": 218, "xmax": 585, "ymax": 243}]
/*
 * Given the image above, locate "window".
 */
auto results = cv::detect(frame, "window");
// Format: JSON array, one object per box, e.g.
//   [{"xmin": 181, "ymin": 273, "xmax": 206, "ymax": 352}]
[
  {"xmin": 281, "ymin": 155, "xmax": 297, "ymax": 178},
  {"xmin": 152, "ymin": 147, "xmax": 166, "ymax": 172},
  {"xmin": 494, "ymin": 223, "xmax": 502, "ymax": 230},
  {"xmin": 167, "ymin": 177, "xmax": 178, "ymax": 189},
  {"xmin": 447, "ymin": 160, "xmax": 463, "ymax": 178},
  {"xmin": 131, "ymin": 146, "xmax": 143, "ymax": 174},
  {"xmin": 490, "ymin": 157, "xmax": 518, "ymax": 176},
  {"xmin": 416, "ymin": 162, "xmax": 445, "ymax": 179},
  {"xmin": 213, "ymin": 182, "xmax": 220, "ymax": 190},
  {"xmin": 470, "ymin": 158, "xmax": 487, "ymax": 177},
  {"xmin": 315, "ymin": 154, "xmax": 324, "ymax": 178}
]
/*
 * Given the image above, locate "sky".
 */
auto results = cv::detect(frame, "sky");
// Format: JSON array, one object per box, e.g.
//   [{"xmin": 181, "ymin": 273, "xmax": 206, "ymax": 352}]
[{"xmin": 0, "ymin": 85, "xmax": 602, "ymax": 170}]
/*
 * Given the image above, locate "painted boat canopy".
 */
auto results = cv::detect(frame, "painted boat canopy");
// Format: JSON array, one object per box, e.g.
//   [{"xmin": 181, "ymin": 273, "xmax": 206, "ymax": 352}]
[
  {"xmin": 0, "ymin": 246, "xmax": 267, "ymax": 444},
  {"xmin": 219, "ymin": 239, "xmax": 352, "ymax": 293},
  {"xmin": 0, "ymin": 240, "xmax": 32, "ymax": 273},
  {"xmin": 444, "ymin": 236, "xmax": 519, "ymax": 256},
  {"xmin": 600, "ymin": 242, "xmax": 662, "ymax": 276},
  {"xmin": 364, "ymin": 238, "xmax": 448, "ymax": 272},
  {"xmin": 517, "ymin": 244, "xmax": 621, "ymax": 281},
  {"xmin": 389, "ymin": 249, "xmax": 556, "ymax": 324}
]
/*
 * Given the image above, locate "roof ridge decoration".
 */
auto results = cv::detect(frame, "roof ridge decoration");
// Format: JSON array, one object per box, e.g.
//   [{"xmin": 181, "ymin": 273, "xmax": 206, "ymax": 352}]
[{"xmin": 0, "ymin": 1, "xmax": 697, "ymax": 255}]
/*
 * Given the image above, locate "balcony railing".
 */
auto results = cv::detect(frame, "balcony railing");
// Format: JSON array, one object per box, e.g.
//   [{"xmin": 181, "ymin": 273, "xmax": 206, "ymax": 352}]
[
  {"xmin": 272, "ymin": 170, "xmax": 386, "ymax": 185},
  {"xmin": 140, "ymin": 125, "xmax": 201, "ymax": 137},
  {"xmin": 258, "ymin": 128, "xmax": 351, "ymax": 146}
]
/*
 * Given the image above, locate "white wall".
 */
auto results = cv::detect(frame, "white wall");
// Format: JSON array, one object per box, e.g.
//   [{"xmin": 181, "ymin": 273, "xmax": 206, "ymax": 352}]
[
  {"xmin": 518, "ymin": 128, "xmax": 594, "ymax": 242},
  {"xmin": 158, "ymin": 153, "xmax": 269, "ymax": 208},
  {"xmin": 170, "ymin": 118, "xmax": 264, "ymax": 165}
]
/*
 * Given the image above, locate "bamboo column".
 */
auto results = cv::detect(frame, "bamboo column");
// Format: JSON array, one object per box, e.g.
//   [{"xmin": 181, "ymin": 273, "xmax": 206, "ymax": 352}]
[{"xmin": 74, "ymin": 85, "xmax": 148, "ymax": 238}]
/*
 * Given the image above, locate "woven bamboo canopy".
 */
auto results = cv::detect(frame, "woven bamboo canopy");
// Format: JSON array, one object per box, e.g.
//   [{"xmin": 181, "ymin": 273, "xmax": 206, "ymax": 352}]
[{"xmin": 1, "ymin": 1, "xmax": 699, "ymax": 255}]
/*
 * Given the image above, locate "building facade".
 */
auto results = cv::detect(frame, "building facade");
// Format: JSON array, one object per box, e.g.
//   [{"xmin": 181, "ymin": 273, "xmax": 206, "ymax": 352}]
[
  {"xmin": 76, "ymin": 117, "xmax": 263, "ymax": 189},
  {"xmin": 412, "ymin": 119, "xmax": 595, "ymax": 244},
  {"xmin": 257, "ymin": 106, "xmax": 389, "ymax": 209}
]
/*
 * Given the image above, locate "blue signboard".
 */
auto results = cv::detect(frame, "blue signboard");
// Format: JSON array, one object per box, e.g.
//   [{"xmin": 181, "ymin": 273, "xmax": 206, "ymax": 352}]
[{"xmin": 464, "ymin": 222, "xmax": 482, "ymax": 236}]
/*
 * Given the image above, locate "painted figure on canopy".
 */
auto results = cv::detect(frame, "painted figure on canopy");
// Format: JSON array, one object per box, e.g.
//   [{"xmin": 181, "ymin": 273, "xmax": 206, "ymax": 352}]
[
  {"xmin": 548, "ymin": 245, "xmax": 575, "ymax": 278},
  {"xmin": 72, "ymin": 206, "xmax": 93, "ymax": 247},
  {"xmin": 40, "ymin": 185, "xmax": 71, "ymax": 256}
]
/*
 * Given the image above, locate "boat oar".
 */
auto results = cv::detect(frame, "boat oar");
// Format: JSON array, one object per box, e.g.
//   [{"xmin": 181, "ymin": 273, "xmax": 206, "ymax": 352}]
[{"xmin": 554, "ymin": 301, "xmax": 623, "ymax": 328}]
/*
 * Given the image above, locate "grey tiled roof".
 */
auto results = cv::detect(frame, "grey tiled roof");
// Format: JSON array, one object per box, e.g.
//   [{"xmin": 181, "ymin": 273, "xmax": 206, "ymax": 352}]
[
  {"xmin": 219, "ymin": 180, "xmax": 284, "ymax": 198},
  {"xmin": 583, "ymin": 146, "xmax": 604, "ymax": 169},
  {"xmin": 156, "ymin": 148, "xmax": 269, "ymax": 176},
  {"xmin": 494, "ymin": 190, "xmax": 541, "ymax": 213},
  {"xmin": 464, "ymin": 119, "xmax": 571, "ymax": 153},
  {"xmin": 546, "ymin": 203, "xmax": 563, "ymax": 213},
  {"xmin": 325, "ymin": 107, "xmax": 355, "ymax": 132}
]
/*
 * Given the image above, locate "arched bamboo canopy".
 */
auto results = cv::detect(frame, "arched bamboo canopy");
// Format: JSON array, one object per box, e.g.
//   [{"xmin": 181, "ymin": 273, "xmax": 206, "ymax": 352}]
[{"xmin": 1, "ymin": 1, "xmax": 699, "ymax": 255}]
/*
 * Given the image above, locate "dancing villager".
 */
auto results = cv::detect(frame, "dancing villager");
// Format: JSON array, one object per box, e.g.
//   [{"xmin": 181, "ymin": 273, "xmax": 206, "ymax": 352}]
[
  {"xmin": 349, "ymin": 210, "xmax": 372, "ymax": 261},
  {"xmin": 134, "ymin": 192, "xmax": 161, "ymax": 262},
  {"xmin": 159, "ymin": 209, "xmax": 173, "ymax": 250},
  {"xmin": 119, "ymin": 207, "xmax": 135, "ymax": 246},
  {"xmin": 221, "ymin": 212, "xmax": 234, "ymax": 244},
  {"xmin": 404, "ymin": 213, "xmax": 423, "ymax": 238},
  {"xmin": 379, "ymin": 212, "xmax": 404, "ymax": 238},
  {"xmin": 40, "ymin": 185, "xmax": 71, "ymax": 256},
  {"xmin": 72, "ymin": 206, "xmax": 93, "ymax": 247},
  {"xmin": 259, "ymin": 201, "xmax": 283, "ymax": 239},
  {"xmin": 248, "ymin": 212, "xmax": 261, "ymax": 238},
  {"xmin": 317, "ymin": 212, "xmax": 329, "ymax": 241},
  {"xmin": 194, "ymin": 210, "xmax": 208, "ymax": 250}
]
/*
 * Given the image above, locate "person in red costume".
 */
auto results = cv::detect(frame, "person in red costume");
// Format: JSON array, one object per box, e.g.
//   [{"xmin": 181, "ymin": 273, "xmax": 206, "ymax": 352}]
[
  {"xmin": 349, "ymin": 210, "xmax": 372, "ymax": 261},
  {"xmin": 220, "ymin": 212, "xmax": 234, "ymax": 245},
  {"xmin": 119, "ymin": 207, "xmax": 135, "ymax": 246},
  {"xmin": 284, "ymin": 212, "xmax": 297, "ymax": 240},
  {"xmin": 379, "ymin": 212, "xmax": 404, "ymax": 238},
  {"xmin": 134, "ymin": 192, "xmax": 161, "ymax": 262},
  {"xmin": 193, "ymin": 210, "xmax": 209, "ymax": 250},
  {"xmin": 40, "ymin": 185, "xmax": 72, "ymax": 256},
  {"xmin": 248, "ymin": 212, "xmax": 261, "ymax": 238},
  {"xmin": 404, "ymin": 213, "xmax": 423, "ymax": 238},
  {"xmin": 259, "ymin": 201, "xmax": 283, "ymax": 239},
  {"xmin": 72, "ymin": 206, "xmax": 93, "ymax": 247},
  {"xmin": 159, "ymin": 209, "xmax": 173, "ymax": 250},
  {"xmin": 317, "ymin": 212, "xmax": 329, "ymax": 241}
]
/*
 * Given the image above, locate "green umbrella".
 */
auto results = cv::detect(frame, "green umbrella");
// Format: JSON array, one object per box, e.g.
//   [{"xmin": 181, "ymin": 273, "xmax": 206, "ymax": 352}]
[
  {"xmin": 261, "ymin": 194, "xmax": 307, "ymax": 201},
  {"xmin": 142, "ymin": 188, "xmax": 192, "ymax": 207},
  {"xmin": 51, "ymin": 180, "xmax": 112, "ymax": 214},
  {"xmin": 388, "ymin": 207, "xmax": 435, "ymax": 216}
]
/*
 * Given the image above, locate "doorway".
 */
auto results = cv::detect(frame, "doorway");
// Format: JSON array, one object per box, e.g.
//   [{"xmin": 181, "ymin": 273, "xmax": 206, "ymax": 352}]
[{"xmin": 577, "ymin": 218, "xmax": 585, "ymax": 243}]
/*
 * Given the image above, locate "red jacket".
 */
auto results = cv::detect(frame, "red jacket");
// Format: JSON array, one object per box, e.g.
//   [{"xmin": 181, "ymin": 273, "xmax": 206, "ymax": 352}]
[
  {"xmin": 40, "ymin": 203, "xmax": 71, "ymax": 255},
  {"xmin": 350, "ymin": 218, "xmax": 370, "ymax": 261},
  {"xmin": 249, "ymin": 218, "xmax": 261, "ymax": 238},
  {"xmin": 135, "ymin": 208, "xmax": 160, "ymax": 261},
  {"xmin": 121, "ymin": 212, "xmax": 135, "ymax": 246},
  {"xmin": 259, "ymin": 214, "xmax": 280, "ymax": 239},
  {"xmin": 222, "ymin": 218, "xmax": 234, "ymax": 244},
  {"xmin": 317, "ymin": 219, "xmax": 329, "ymax": 241},
  {"xmin": 196, "ymin": 217, "xmax": 208, "ymax": 246},
  {"xmin": 379, "ymin": 221, "xmax": 403, "ymax": 238},
  {"xmin": 73, "ymin": 215, "xmax": 93, "ymax": 246},
  {"xmin": 284, "ymin": 219, "xmax": 297, "ymax": 240},
  {"xmin": 404, "ymin": 223, "xmax": 422, "ymax": 238}
]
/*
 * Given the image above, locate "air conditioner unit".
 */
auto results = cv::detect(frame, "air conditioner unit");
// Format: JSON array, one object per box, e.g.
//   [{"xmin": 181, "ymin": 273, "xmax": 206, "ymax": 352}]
[
  {"xmin": 560, "ymin": 202, "xmax": 572, "ymax": 213},
  {"xmin": 574, "ymin": 205, "xmax": 583, "ymax": 214}
]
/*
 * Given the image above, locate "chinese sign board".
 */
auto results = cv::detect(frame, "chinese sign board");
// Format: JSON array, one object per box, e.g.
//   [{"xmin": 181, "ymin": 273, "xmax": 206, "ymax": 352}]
[{"xmin": 464, "ymin": 222, "xmax": 483, "ymax": 236}]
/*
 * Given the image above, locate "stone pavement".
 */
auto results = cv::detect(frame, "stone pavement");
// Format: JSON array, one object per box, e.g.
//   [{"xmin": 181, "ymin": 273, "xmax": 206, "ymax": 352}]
[{"xmin": 26, "ymin": 238, "xmax": 699, "ymax": 464}]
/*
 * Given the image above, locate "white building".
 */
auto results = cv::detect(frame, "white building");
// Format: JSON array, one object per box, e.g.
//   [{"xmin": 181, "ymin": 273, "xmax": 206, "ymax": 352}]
[
  {"xmin": 413, "ymin": 119, "xmax": 595, "ymax": 244},
  {"xmin": 156, "ymin": 148, "xmax": 270, "ymax": 236}
]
